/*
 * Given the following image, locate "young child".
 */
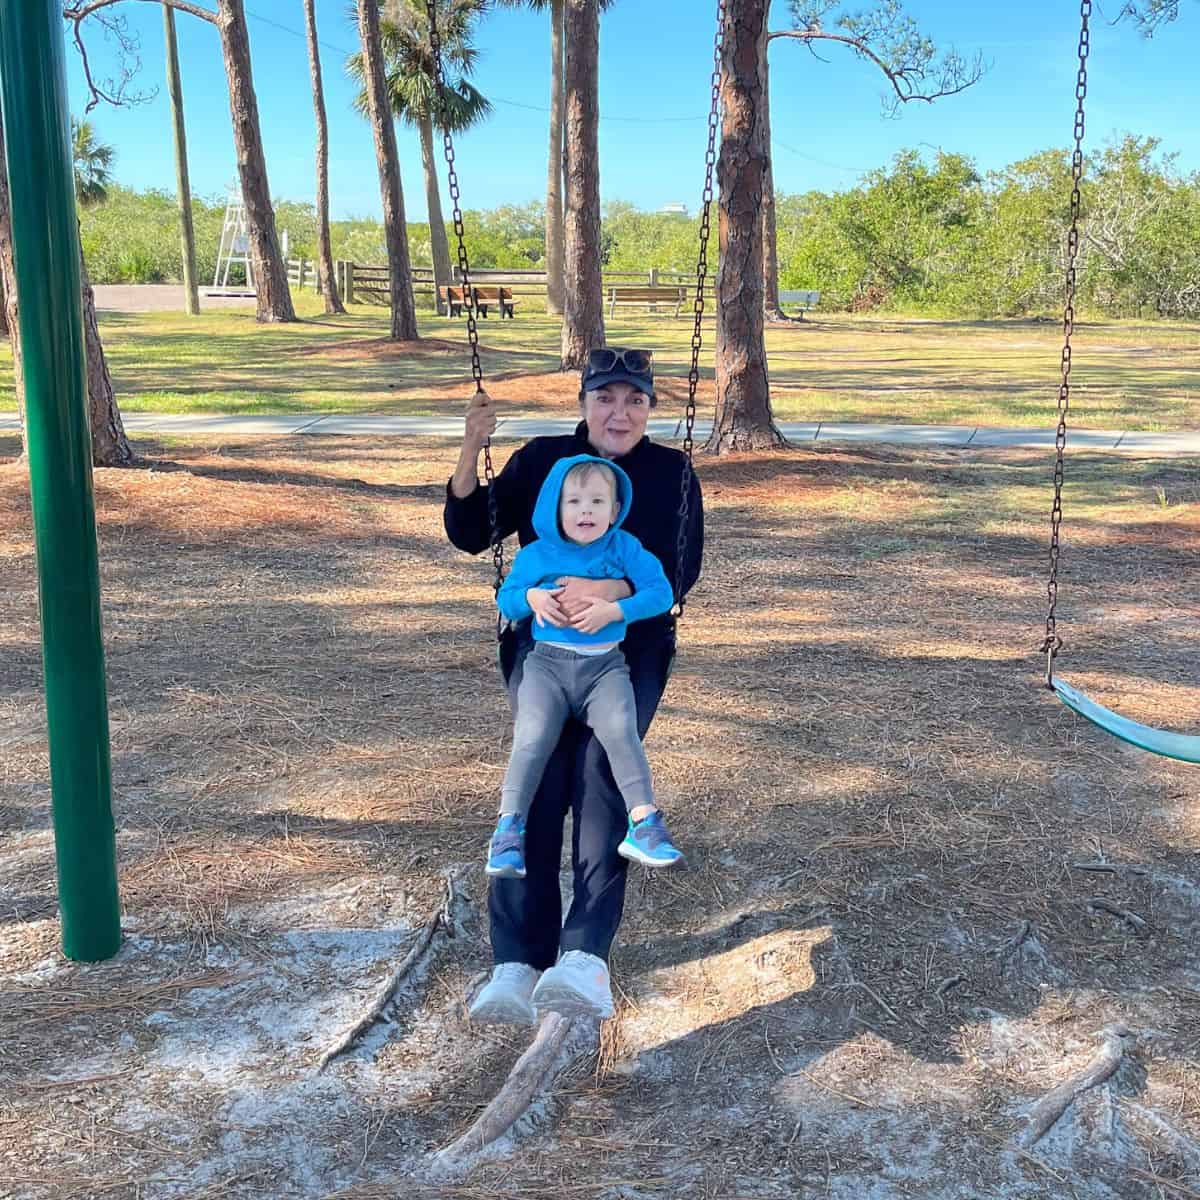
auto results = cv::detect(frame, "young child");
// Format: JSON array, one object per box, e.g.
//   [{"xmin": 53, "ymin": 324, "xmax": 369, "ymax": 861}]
[{"xmin": 486, "ymin": 453, "xmax": 685, "ymax": 878}]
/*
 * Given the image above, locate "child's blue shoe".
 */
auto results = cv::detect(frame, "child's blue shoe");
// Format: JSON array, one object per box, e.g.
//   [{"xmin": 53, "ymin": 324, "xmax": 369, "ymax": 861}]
[
  {"xmin": 486, "ymin": 813, "xmax": 527, "ymax": 878},
  {"xmin": 617, "ymin": 810, "xmax": 684, "ymax": 869}
]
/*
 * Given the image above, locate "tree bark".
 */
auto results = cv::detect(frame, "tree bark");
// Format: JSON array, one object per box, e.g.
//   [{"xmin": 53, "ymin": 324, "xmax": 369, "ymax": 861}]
[
  {"xmin": 3, "ymin": 95, "xmax": 130, "ymax": 467},
  {"xmin": 418, "ymin": 111, "xmax": 452, "ymax": 317},
  {"xmin": 560, "ymin": 0, "xmax": 604, "ymax": 370},
  {"xmin": 707, "ymin": 0, "xmax": 785, "ymax": 454},
  {"xmin": 0, "ymin": 105, "xmax": 24, "ymax": 434},
  {"xmin": 302, "ymin": 0, "xmax": 345, "ymax": 314},
  {"xmin": 544, "ymin": 0, "xmax": 566, "ymax": 316},
  {"xmin": 357, "ymin": 0, "xmax": 418, "ymax": 340},
  {"xmin": 216, "ymin": 0, "xmax": 296, "ymax": 323},
  {"xmin": 163, "ymin": 7, "xmax": 200, "ymax": 315},
  {"xmin": 759, "ymin": 13, "xmax": 786, "ymax": 323},
  {"xmin": 80, "ymin": 251, "xmax": 134, "ymax": 466}
]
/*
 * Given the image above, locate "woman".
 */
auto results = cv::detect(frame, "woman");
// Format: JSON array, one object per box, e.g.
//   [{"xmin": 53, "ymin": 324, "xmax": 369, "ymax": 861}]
[{"xmin": 444, "ymin": 347, "xmax": 703, "ymax": 1023}]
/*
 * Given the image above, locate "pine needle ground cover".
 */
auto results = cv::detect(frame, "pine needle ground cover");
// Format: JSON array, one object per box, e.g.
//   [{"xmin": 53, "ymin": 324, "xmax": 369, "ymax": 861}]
[{"xmin": 1, "ymin": 430, "xmax": 1198, "ymax": 1198}]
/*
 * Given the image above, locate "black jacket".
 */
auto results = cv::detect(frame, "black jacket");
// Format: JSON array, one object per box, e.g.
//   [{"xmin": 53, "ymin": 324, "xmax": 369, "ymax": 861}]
[{"xmin": 444, "ymin": 422, "xmax": 703, "ymax": 641}]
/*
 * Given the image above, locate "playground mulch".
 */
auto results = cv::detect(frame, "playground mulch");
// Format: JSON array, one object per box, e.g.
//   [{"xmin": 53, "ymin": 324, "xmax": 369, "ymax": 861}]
[{"xmin": 1, "ymin": 432, "xmax": 1199, "ymax": 1199}]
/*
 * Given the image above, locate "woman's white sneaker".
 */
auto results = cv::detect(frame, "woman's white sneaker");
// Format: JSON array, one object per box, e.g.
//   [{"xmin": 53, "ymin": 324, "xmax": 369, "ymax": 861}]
[
  {"xmin": 468, "ymin": 962, "xmax": 541, "ymax": 1025},
  {"xmin": 530, "ymin": 950, "xmax": 614, "ymax": 1019}
]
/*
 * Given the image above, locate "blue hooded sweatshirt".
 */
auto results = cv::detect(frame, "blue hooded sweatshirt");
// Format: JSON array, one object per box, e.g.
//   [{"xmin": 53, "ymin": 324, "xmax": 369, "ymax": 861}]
[{"xmin": 496, "ymin": 454, "xmax": 674, "ymax": 646}]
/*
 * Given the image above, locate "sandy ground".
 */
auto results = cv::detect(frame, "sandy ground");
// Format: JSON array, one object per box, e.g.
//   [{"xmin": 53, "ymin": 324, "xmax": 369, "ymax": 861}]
[{"xmin": 1, "ymin": 433, "xmax": 1199, "ymax": 1199}]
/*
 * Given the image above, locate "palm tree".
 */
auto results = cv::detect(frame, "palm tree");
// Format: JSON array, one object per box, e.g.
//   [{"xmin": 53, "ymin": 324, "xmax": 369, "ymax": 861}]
[
  {"xmin": 71, "ymin": 118, "xmax": 114, "ymax": 208},
  {"xmin": 350, "ymin": 0, "xmax": 492, "ymax": 314}
]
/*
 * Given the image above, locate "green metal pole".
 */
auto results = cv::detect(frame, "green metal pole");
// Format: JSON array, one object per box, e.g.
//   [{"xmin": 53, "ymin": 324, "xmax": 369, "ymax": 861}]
[{"xmin": 0, "ymin": 0, "xmax": 120, "ymax": 961}]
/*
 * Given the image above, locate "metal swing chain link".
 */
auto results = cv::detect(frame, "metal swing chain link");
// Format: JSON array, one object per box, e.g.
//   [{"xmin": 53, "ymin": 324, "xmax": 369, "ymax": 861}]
[
  {"xmin": 675, "ymin": 0, "xmax": 725, "ymax": 614},
  {"xmin": 425, "ymin": 0, "xmax": 503, "ymax": 593},
  {"xmin": 1042, "ymin": 0, "xmax": 1091, "ymax": 685}
]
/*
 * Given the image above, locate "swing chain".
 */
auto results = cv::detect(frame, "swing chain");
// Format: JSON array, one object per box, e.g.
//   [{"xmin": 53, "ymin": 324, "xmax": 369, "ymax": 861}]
[
  {"xmin": 425, "ymin": 0, "xmax": 503, "ymax": 593},
  {"xmin": 675, "ymin": 0, "xmax": 724, "ymax": 613},
  {"xmin": 1042, "ymin": 0, "xmax": 1091, "ymax": 685}
]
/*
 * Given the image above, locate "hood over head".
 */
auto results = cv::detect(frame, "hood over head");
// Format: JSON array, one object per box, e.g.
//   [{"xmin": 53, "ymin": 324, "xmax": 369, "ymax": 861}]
[{"xmin": 531, "ymin": 453, "xmax": 634, "ymax": 550}]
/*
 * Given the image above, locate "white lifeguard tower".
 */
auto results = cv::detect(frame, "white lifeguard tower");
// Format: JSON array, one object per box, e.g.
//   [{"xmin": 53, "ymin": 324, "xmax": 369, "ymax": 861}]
[{"xmin": 206, "ymin": 185, "xmax": 255, "ymax": 296}]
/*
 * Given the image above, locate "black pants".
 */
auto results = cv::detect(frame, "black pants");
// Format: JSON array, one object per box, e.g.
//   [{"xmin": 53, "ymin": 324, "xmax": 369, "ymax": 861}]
[{"xmin": 490, "ymin": 621, "xmax": 675, "ymax": 970}]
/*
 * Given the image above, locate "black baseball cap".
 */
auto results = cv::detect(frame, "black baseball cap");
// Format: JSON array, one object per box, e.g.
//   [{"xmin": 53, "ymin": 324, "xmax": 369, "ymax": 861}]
[{"xmin": 580, "ymin": 347, "xmax": 655, "ymax": 400}]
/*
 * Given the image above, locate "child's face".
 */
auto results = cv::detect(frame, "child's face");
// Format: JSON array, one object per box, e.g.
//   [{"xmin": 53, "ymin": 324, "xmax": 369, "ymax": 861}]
[{"xmin": 559, "ymin": 473, "xmax": 618, "ymax": 544}]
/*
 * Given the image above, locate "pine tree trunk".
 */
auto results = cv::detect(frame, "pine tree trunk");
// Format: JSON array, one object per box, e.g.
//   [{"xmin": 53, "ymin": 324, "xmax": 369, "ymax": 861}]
[
  {"xmin": 303, "ymin": 0, "xmax": 345, "ymax": 314},
  {"xmin": 357, "ymin": 0, "xmax": 418, "ymax": 340},
  {"xmin": 544, "ymin": 0, "xmax": 566, "ymax": 316},
  {"xmin": 707, "ymin": 0, "xmax": 785, "ymax": 454},
  {"xmin": 216, "ymin": 0, "xmax": 296, "ymax": 323},
  {"xmin": 419, "ymin": 112, "xmax": 453, "ymax": 317},
  {"xmin": 80, "ymin": 252, "xmax": 134, "ymax": 467},
  {"xmin": 560, "ymin": 0, "xmax": 604, "ymax": 370},
  {"xmin": 164, "ymin": 7, "xmax": 200, "ymax": 316},
  {"xmin": 0, "ymin": 105, "xmax": 24, "ymax": 437},
  {"xmin": 759, "ymin": 18, "xmax": 786, "ymax": 323}
]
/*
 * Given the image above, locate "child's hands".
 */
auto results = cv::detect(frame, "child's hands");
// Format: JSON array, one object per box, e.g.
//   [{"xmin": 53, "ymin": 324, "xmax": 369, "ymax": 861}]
[
  {"xmin": 527, "ymin": 586, "xmax": 567, "ymax": 628},
  {"xmin": 554, "ymin": 576, "xmax": 630, "ymax": 619},
  {"xmin": 570, "ymin": 597, "xmax": 622, "ymax": 634}
]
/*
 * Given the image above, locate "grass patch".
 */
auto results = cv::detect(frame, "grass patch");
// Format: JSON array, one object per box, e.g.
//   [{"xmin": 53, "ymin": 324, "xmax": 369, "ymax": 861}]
[{"xmin": 1, "ymin": 293, "xmax": 1197, "ymax": 429}]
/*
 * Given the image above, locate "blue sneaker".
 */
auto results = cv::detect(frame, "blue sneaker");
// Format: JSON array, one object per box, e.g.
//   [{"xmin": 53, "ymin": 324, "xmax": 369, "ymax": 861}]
[
  {"xmin": 617, "ymin": 810, "xmax": 684, "ymax": 869},
  {"xmin": 486, "ymin": 814, "xmax": 527, "ymax": 878}
]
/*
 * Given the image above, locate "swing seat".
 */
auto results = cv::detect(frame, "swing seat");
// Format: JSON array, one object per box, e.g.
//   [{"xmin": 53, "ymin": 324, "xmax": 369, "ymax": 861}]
[{"xmin": 1051, "ymin": 677, "xmax": 1200, "ymax": 764}]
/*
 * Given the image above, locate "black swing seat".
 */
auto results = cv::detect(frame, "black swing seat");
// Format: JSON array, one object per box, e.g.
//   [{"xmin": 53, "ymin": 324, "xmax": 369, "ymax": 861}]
[{"xmin": 1051, "ymin": 676, "xmax": 1200, "ymax": 764}]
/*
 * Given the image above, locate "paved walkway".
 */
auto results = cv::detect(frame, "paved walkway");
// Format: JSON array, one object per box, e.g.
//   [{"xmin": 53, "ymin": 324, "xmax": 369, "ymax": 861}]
[{"xmin": 1, "ymin": 411, "xmax": 1198, "ymax": 453}]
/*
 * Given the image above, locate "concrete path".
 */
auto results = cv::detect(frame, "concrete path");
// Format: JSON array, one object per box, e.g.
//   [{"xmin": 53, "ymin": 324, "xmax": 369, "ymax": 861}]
[
  {"xmin": 91, "ymin": 284, "xmax": 256, "ymax": 312},
  {"xmin": 2, "ymin": 411, "xmax": 1198, "ymax": 454}
]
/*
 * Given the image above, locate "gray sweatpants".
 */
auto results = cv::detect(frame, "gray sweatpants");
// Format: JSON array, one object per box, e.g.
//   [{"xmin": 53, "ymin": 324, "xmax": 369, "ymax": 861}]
[{"xmin": 500, "ymin": 642, "xmax": 655, "ymax": 818}]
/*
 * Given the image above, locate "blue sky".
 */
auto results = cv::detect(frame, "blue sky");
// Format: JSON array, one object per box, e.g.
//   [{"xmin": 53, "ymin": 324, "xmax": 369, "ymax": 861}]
[{"xmin": 64, "ymin": 0, "xmax": 1200, "ymax": 222}]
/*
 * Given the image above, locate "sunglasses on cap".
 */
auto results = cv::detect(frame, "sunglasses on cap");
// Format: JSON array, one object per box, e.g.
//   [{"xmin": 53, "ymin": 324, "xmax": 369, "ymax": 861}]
[{"xmin": 586, "ymin": 348, "xmax": 653, "ymax": 376}]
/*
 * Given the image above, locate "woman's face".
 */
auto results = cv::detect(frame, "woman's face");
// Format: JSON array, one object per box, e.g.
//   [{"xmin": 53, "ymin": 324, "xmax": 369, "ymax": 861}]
[{"xmin": 582, "ymin": 382, "xmax": 651, "ymax": 459}]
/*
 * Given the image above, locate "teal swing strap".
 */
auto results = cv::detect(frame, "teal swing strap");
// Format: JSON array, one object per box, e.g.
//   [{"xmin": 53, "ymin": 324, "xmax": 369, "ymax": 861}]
[
  {"xmin": 1041, "ymin": 3, "xmax": 1198, "ymax": 764},
  {"xmin": 1050, "ymin": 678, "xmax": 1200, "ymax": 765}
]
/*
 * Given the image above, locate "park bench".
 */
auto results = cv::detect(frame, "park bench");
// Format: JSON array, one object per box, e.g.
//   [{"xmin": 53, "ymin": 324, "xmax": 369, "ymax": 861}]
[
  {"xmin": 472, "ymin": 285, "xmax": 517, "ymax": 319},
  {"xmin": 779, "ymin": 289, "xmax": 821, "ymax": 319},
  {"xmin": 438, "ymin": 284, "xmax": 518, "ymax": 318},
  {"xmin": 606, "ymin": 284, "xmax": 688, "ymax": 318},
  {"xmin": 439, "ymin": 285, "xmax": 472, "ymax": 317}
]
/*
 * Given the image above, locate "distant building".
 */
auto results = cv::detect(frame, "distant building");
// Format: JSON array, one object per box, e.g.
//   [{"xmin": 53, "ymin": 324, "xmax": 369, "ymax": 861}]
[{"xmin": 658, "ymin": 202, "xmax": 688, "ymax": 216}]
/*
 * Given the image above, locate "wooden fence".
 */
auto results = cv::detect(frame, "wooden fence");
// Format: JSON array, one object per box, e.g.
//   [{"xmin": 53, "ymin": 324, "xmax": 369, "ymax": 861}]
[{"xmin": 312, "ymin": 261, "xmax": 716, "ymax": 310}]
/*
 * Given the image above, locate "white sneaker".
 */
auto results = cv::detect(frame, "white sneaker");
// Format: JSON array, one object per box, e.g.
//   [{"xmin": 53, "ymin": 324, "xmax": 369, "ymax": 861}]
[
  {"xmin": 468, "ymin": 962, "xmax": 541, "ymax": 1025},
  {"xmin": 530, "ymin": 950, "xmax": 614, "ymax": 1020}
]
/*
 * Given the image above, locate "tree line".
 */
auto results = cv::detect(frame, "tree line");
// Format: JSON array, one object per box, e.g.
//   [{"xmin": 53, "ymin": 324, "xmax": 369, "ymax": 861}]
[
  {"xmin": 72, "ymin": 132, "xmax": 1200, "ymax": 323},
  {"xmin": 1, "ymin": 0, "xmax": 1188, "ymax": 465}
]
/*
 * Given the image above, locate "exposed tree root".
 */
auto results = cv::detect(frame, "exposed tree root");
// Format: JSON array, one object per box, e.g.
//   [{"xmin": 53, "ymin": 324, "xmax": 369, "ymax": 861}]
[
  {"xmin": 434, "ymin": 1012, "xmax": 595, "ymax": 1165},
  {"xmin": 1070, "ymin": 860, "xmax": 1149, "ymax": 878},
  {"xmin": 318, "ymin": 873, "xmax": 459, "ymax": 1071},
  {"xmin": 1087, "ymin": 897, "xmax": 1148, "ymax": 932},
  {"xmin": 1017, "ymin": 1024, "xmax": 1135, "ymax": 1148},
  {"xmin": 999, "ymin": 920, "xmax": 1033, "ymax": 955}
]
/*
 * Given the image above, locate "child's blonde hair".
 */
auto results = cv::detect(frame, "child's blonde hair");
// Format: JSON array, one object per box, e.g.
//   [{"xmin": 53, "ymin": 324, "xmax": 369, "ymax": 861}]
[{"xmin": 561, "ymin": 460, "xmax": 618, "ymax": 503}]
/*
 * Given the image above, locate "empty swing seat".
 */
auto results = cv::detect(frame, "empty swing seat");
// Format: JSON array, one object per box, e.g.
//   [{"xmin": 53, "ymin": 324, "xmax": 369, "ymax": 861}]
[{"xmin": 1050, "ymin": 677, "xmax": 1200, "ymax": 764}]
